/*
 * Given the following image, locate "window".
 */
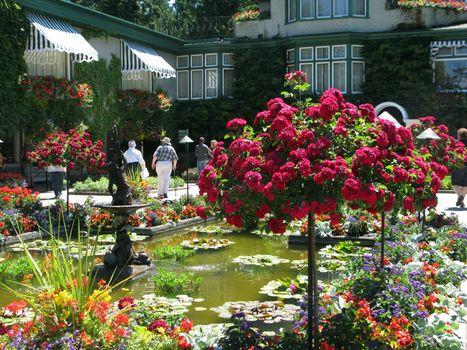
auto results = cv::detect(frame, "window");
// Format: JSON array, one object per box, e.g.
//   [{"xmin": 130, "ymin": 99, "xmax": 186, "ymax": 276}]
[
  {"xmin": 299, "ymin": 63, "xmax": 313, "ymax": 91},
  {"xmin": 316, "ymin": 46, "xmax": 330, "ymax": 60},
  {"xmin": 352, "ymin": 45, "xmax": 364, "ymax": 59},
  {"xmin": 289, "ymin": 0, "xmax": 297, "ymax": 22},
  {"xmin": 333, "ymin": 62, "xmax": 346, "ymax": 92},
  {"xmin": 191, "ymin": 54, "xmax": 203, "ymax": 68},
  {"xmin": 223, "ymin": 53, "xmax": 234, "ymax": 66},
  {"xmin": 316, "ymin": 62, "xmax": 330, "ymax": 93},
  {"xmin": 317, "ymin": 0, "xmax": 331, "ymax": 18},
  {"xmin": 205, "ymin": 53, "xmax": 217, "ymax": 67},
  {"xmin": 177, "ymin": 70, "xmax": 189, "ymax": 99},
  {"xmin": 300, "ymin": 47, "xmax": 314, "ymax": 61},
  {"xmin": 205, "ymin": 68, "xmax": 218, "ymax": 98},
  {"xmin": 435, "ymin": 59, "xmax": 467, "ymax": 91},
  {"xmin": 332, "ymin": 45, "xmax": 346, "ymax": 59},
  {"xmin": 191, "ymin": 70, "xmax": 203, "ymax": 99},
  {"xmin": 287, "ymin": 49, "xmax": 295, "ymax": 63},
  {"xmin": 223, "ymin": 68, "xmax": 234, "ymax": 97},
  {"xmin": 333, "ymin": 0, "xmax": 348, "ymax": 16},
  {"xmin": 455, "ymin": 47, "xmax": 467, "ymax": 55},
  {"xmin": 301, "ymin": 0, "xmax": 314, "ymax": 18},
  {"xmin": 353, "ymin": 0, "xmax": 366, "ymax": 16},
  {"xmin": 287, "ymin": 64, "xmax": 296, "ymax": 73},
  {"xmin": 177, "ymin": 55, "xmax": 189, "ymax": 68},
  {"xmin": 26, "ymin": 51, "xmax": 67, "ymax": 78},
  {"xmin": 438, "ymin": 47, "xmax": 453, "ymax": 57},
  {"xmin": 352, "ymin": 61, "xmax": 364, "ymax": 93}
]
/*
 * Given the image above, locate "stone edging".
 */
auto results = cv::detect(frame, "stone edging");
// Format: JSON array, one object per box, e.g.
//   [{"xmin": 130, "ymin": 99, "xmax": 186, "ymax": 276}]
[
  {"xmin": 0, "ymin": 231, "xmax": 49, "ymax": 246},
  {"xmin": 133, "ymin": 216, "xmax": 215, "ymax": 236},
  {"xmin": 70, "ymin": 187, "xmax": 189, "ymax": 196}
]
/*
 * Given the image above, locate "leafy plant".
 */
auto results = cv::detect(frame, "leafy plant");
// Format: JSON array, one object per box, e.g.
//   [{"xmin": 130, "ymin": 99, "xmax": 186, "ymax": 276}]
[
  {"xmin": 0, "ymin": 256, "xmax": 35, "ymax": 282},
  {"xmin": 153, "ymin": 269, "xmax": 201, "ymax": 297},
  {"xmin": 152, "ymin": 246, "xmax": 195, "ymax": 261}
]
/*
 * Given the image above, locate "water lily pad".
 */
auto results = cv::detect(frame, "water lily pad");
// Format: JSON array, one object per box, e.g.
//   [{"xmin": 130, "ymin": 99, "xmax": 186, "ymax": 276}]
[
  {"xmin": 259, "ymin": 275, "xmax": 308, "ymax": 299},
  {"xmin": 233, "ymin": 255, "xmax": 289, "ymax": 267},
  {"xmin": 290, "ymin": 259, "xmax": 307, "ymax": 270},
  {"xmin": 136, "ymin": 294, "xmax": 193, "ymax": 315},
  {"xmin": 181, "ymin": 237, "xmax": 235, "ymax": 250},
  {"xmin": 191, "ymin": 224, "xmax": 234, "ymax": 235},
  {"xmin": 194, "ymin": 307, "xmax": 207, "ymax": 311},
  {"xmin": 211, "ymin": 300, "xmax": 299, "ymax": 323}
]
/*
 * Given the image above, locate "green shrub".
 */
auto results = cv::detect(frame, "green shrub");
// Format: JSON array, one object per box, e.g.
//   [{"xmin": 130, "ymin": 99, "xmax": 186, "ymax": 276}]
[
  {"xmin": 72, "ymin": 177, "xmax": 110, "ymax": 193},
  {"xmin": 441, "ymin": 175, "xmax": 451, "ymax": 190},
  {"xmin": 152, "ymin": 245, "xmax": 195, "ymax": 261},
  {"xmin": 0, "ymin": 256, "xmax": 34, "ymax": 282},
  {"xmin": 153, "ymin": 269, "xmax": 201, "ymax": 297}
]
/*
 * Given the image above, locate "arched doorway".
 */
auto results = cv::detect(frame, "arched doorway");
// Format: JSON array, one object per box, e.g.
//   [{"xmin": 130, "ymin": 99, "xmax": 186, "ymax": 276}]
[{"xmin": 375, "ymin": 102, "xmax": 409, "ymax": 124}]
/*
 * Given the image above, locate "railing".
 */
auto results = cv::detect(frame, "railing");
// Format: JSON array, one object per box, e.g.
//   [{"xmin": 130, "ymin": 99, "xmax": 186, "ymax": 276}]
[{"xmin": 153, "ymin": 16, "xmax": 234, "ymax": 40}]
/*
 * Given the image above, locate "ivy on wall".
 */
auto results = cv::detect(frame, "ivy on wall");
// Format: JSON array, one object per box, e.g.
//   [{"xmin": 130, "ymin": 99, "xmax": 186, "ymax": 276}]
[
  {"xmin": 362, "ymin": 37, "xmax": 467, "ymax": 131},
  {"xmin": 74, "ymin": 55, "xmax": 121, "ymax": 138},
  {"xmin": 0, "ymin": 0, "xmax": 28, "ymax": 134}
]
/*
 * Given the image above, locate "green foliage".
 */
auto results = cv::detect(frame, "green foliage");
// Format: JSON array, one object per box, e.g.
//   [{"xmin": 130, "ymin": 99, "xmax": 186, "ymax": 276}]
[
  {"xmin": 74, "ymin": 56, "xmax": 122, "ymax": 138},
  {"xmin": 441, "ymin": 175, "xmax": 451, "ymax": 190},
  {"xmin": 174, "ymin": 98, "xmax": 238, "ymax": 142},
  {"xmin": 153, "ymin": 268, "xmax": 201, "ymax": 297},
  {"xmin": 0, "ymin": 256, "xmax": 35, "ymax": 282},
  {"xmin": 152, "ymin": 245, "xmax": 195, "ymax": 261},
  {"xmin": 0, "ymin": 0, "xmax": 28, "ymax": 134},
  {"xmin": 233, "ymin": 45, "xmax": 287, "ymax": 121},
  {"xmin": 363, "ymin": 38, "xmax": 467, "ymax": 131},
  {"xmin": 72, "ymin": 176, "xmax": 110, "ymax": 193}
]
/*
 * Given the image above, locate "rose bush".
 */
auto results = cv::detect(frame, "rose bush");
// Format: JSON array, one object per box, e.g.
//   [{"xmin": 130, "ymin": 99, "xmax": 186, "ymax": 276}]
[
  {"xmin": 198, "ymin": 72, "xmax": 442, "ymax": 233},
  {"xmin": 27, "ymin": 125, "xmax": 106, "ymax": 170}
]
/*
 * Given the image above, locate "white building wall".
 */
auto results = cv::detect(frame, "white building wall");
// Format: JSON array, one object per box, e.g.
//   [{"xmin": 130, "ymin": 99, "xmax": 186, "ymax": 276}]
[
  {"xmin": 235, "ymin": 0, "xmax": 467, "ymax": 39},
  {"xmin": 87, "ymin": 36, "xmax": 121, "ymax": 61}
]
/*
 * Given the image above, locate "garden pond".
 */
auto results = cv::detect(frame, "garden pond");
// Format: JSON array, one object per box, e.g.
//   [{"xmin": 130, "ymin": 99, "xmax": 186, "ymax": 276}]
[{"xmin": 0, "ymin": 224, "xmax": 335, "ymax": 325}]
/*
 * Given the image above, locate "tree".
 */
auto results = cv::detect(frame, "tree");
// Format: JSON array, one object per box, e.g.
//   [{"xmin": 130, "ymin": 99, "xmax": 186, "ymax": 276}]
[
  {"xmin": 70, "ymin": 0, "xmax": 141, "ymax": 23},
  {"xmin": 139, "ymin": 0, "xmax": 176, "ymax": 34}
]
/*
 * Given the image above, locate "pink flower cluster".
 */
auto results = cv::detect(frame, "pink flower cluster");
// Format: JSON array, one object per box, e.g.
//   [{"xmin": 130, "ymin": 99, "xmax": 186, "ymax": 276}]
[
  {"xmin": 199, "ymin": 75, "xmax": 446, "ymax": 233},
  {"xmin": 27, "ymin": 127, "xmax": 106, "ymax": 169}
]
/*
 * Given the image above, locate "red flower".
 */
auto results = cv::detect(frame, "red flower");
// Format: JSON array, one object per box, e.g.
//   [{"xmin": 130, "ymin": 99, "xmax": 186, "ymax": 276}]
[
  {"xmin": 226, "ymin": 215, "xmax": 243, "ymax": 228},
  {"xmin": 268, "ymin": 218, "xmax": 286, "ymax": 234},
  {"xmin": 226, "ymin": 118, "xmax": 247, "ymax": 130},
  {"xmin": 195, "ymin": 205, "xmax": 207, "ymax": 220},
  {"xmin": 180, "ymin": 318, "xmax": 193, "ymax": 333},
  {"xmin": 177, "ymin": 335, "xmax": 191, "ymax": 349}
]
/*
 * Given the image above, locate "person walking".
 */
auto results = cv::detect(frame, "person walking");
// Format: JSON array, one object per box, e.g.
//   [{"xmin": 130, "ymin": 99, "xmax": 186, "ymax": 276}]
[
  {"xmin": 195, "ymin": 137, "xmax": 211, "ymax": 176},
  {"xmin": 47, "ymin": 164, "xmax": 66, "ymax": 199},
  {"xmin": 452, "ymin": 128, "xmax": 467, "ymax": 208},
  {"xmin": 151, "ymin": 137, "xmax": 178, "ymax": 199},
  {"xmin": 124, "ymin": 140, "xmax": 145, "ymax": 174},
  {"xmin": 210, "ymin": 139, "xmax": 218, "ymax": 151}
]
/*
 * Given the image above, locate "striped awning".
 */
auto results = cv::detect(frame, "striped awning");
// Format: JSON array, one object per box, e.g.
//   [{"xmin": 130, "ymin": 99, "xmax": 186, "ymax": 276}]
[
  {"xmin": 121, "ymin": 40, "xmax": 175, "ymax": 79},
  {"xmin": 26, "ymin": 12, "xmax": 98, "ymax": 63},
  {"xmin": 430, "ymin": 40, "xmax": 467, "ymax": 62}
]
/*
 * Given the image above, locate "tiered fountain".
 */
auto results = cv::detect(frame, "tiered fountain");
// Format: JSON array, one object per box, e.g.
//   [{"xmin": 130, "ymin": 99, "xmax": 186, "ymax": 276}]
[{"xmin": 93, "ymin": 126, "xmax": 151, "ymax": 282}]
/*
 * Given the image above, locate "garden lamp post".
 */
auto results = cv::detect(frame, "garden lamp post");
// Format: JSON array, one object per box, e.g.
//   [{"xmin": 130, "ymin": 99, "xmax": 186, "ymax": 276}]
[
  {"xmin": 416, "ymin": 128, "xmax": 440, "ymax": 230},
  {"xmin": 179, "ymin": 135, "xmax": 194, "ymax": 203}
]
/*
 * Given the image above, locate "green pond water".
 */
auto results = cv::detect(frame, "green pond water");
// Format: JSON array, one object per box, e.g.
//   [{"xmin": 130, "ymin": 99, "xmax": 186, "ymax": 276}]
[
  {"xmin": 128, "ymin": 228, "xmax": 308, "ymax": 324},
  {"xmin": 0, "ymin": 226, "xmax": 323, "ymax": 326}
]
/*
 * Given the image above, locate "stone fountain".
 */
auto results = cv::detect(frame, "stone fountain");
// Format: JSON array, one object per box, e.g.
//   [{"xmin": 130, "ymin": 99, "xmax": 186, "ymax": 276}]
[{"xmin": 93, "ymin": 126, "xmax": 152, "ymax": 282}]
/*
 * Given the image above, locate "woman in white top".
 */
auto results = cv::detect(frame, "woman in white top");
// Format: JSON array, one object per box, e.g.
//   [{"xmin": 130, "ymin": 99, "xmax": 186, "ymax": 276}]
[{"xmin": 124, "ymin": 140, "xmax": 145, "ymax": 173}]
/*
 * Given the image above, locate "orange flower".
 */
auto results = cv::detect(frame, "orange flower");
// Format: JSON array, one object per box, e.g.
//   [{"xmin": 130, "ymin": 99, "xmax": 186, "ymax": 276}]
[{"xmin": 79, "ymin": 331, "xmax": 93, "ymax": 346}]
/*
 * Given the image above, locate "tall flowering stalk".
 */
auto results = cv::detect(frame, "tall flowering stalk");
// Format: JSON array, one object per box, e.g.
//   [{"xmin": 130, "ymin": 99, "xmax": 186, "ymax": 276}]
[{"xmin": 198, "ymin": 71, "xmax": 445, "ymax": 347}]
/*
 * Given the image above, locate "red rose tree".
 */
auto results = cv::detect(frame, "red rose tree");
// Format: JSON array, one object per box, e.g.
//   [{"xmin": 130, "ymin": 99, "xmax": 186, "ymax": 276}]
[
  {"xmin": 27, "ymin": 125, "xmax": 106, "ymax": 206},
  {"xmin": 198, "ymin": 71, "xmax": 445, "ymax": 348}
]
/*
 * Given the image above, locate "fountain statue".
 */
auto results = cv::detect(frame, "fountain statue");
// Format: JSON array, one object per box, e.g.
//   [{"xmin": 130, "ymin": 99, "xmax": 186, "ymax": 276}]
[{"xmin": 93, "ymin": 126, "xmax": 151, "ymax": 282}]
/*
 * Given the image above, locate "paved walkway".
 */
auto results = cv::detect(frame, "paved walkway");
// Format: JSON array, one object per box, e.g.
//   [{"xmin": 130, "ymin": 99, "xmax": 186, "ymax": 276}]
[{"xmin": 435, "ymin": 192, "xmax": 467, "ymax": 225}]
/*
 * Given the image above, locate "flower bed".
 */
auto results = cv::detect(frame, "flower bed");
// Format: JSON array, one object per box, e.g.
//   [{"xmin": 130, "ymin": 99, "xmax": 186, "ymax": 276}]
[
  {"xmin": 0, "ymin": 173, "xmax": 27, "ymax": 188},
  {"xmin": 398, "ymin": 0, "xmax": 467, "ymax": 11}
]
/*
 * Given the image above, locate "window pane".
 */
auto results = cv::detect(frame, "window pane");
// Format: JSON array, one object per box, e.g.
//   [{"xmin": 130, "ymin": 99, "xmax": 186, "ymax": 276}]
[
  {"xmin": 287, "ymin": 64, "xmax": 296, "ymax": 73},
  {"xmin": 316, "ymin": 63, "xmax": 329, "ymax": 93},
  {"xmin": 299, "ymin": 63, "xmax": 313, "ymax": 91},
  {"xmin": 317, "ymin": 0, "xmax": 331, "ymax": 17},
  {"xmin": 191, "ymin": 70, "xmax": 203, "ymax": 98},
  {"xmin": 435, "ymin": 60, "xmax": 467, "ymax": 91},
  {"xmin": 332, "ymin": 45, "xmax": 346, "ymax": 59},
  {"xmin": 191, "ymin": 55, "xmax": 203, "ymax": 67},
  {"xmin": 122, "ymin": 71, "xmax": 152, "ymax": 91},
  {"xmin": 456, "ymin": 47, "xmax": 467, "ymax": 55},
  {"xmin": 352, "ymin": 62, "xmax": 364, "ymax": 93},
  {"xmin": 206, "ymin": 69, "xmax": 217, "ymax": 98},
  {"xmin": 177, "ymin": 71, "xmax": 189, "ymax": 99},
  {"xmin": 223, "ymin": 53, "xmax": 234, "ymax": 66},
  {"xmin": 301, "ymin": 0, "xmax": 313, "ymax": 18},
  {"xmin": 353, "ymin": 0, "xmax": 366, "ymax": 16},
  {"xmin": 287, "ymin": 49, "xmax": 295, "ymax": 63},
  {"xmin": 289, "ymin": 0, "xmax": 297, "ymax": 21},
  {"xmin": 300, "ymin": 47, "xmax": 313, "ymax": 60},
  {"xmin": 333, "ymin": 0, "xmax": 348, "ymax": 16},
  {"xmin": 352, "ymin": 45, "xmax": 364, "ymax": 58},
  {"xmin": 205, "ymin": 54, "xmax": 217, "ymax": 67},
  {"xmin": 316, "ymin": 47, "xmax": 330, "ymax": 60},
  {"xmin": 177, "ymin": 56, "xmax": 189, "ymax": 68},
  {"xmin": 26, "ymin": 51, "xmax": 66, "ymax": 77},
  {"xmin": 333, "ymin": 62, "xmax": 346, "ymax": 92},
  {"xmin": 438, "ymin": 47, "xmax": 453, "ymax": 57},
  {"xmin": 223, "ymin": 69, "xmax": 234, "ymax": 97}
]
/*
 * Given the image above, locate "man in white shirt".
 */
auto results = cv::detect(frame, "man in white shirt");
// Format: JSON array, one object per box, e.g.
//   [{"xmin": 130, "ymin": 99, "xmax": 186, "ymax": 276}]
[{"xmin": 124, "ymin": 140, "xmax": 145, "ymax": 174}]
